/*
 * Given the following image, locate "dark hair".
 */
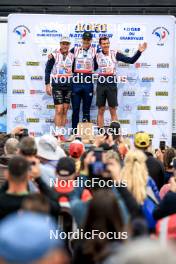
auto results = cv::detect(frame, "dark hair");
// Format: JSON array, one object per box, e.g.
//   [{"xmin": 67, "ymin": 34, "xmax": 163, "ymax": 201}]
[
  {"xmin": 22, "ymin": 193, "xmax": 50, "ymax": 214},
  {"xmin": 80, "ymin": 150, "xmax": 93, "ymax": 171},
  {"xmin": 8, "ymin": 155, "xmax": 30, "ymax": 182},
  {"xmin": 56, "ymin": 157, "xmax": 76, "ymax": 175},
  {"xmin": 0, "ymin": 133, "xmax": 11, "ymax": 156},
  {"xmin": 99, "ymin": 143, "xmax": 112, "ymax": 151},
  {"xmin": 82, "ymin": 189, "xmax": 124, "ymax": 262},
  {"xmin": 131, "ymin": 218, "xmax": 149, "ymax": 238},
  {"xmin": 163, "ymin": 148, "xmax": 176, "ymax": 170},
  {"xmin": 19, "ymin": 136, "xmax": 37, "ymax": 156},
  {"xmin": 99, "ymin": 36, "xmax": 109, "ymax": 45}
]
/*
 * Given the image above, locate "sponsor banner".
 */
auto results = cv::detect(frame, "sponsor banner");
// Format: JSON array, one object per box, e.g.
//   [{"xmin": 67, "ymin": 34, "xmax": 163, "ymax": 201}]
[
  {"xmin": 7, "ymin": 14, "xmax": 175, "ymax": 147},
  {"xmin": 173, "ymin": 23, "xmax": 176, "ymax": 133},
  {"xmin": 0, "ymin": 22, "xmax": 7, "ymax": 132}
]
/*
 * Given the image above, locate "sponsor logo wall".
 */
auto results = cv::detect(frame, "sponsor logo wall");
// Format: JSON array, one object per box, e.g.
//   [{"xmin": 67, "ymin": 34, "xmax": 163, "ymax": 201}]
[{"xmin": 7, "ymin": 14, "xmax": 175, "ymax": 147}]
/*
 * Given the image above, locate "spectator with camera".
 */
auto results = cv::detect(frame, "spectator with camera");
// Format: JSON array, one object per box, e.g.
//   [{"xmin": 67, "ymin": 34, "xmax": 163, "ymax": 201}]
[
  {"xmin": 0, "ymin": 155, "xmax": 60, "ymax": 220},
  {"xmin": 70, "ymin": 147, "xmax": 141, "ymax": 227}
]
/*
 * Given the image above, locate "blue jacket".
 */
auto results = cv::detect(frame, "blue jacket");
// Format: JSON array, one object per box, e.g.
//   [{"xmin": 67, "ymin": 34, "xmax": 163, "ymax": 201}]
[{"xmin": 142, "ymin": 177, "xmax": 160, "ymax": 230}]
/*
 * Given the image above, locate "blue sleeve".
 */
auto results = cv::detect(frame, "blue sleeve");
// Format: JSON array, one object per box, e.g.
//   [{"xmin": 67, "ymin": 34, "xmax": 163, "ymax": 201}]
[
  {"xmin": 45, "ymin": 57, "xmax": 55, "ymax": 85},
  {"xmin": 147, "ymin": 177, "xmax": 161, "ymax": 202},
  {"xmin": 116, "ymin": 50, "xmax": 142, "ymax": 64}
]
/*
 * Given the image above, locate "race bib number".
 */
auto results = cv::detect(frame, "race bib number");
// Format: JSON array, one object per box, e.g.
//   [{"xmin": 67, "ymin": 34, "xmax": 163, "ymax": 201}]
[
  {"xmin": 98, "ymin": 57, "xmax": 115, "ymax": 75},
  {"xmin": 75, "ymin": 58, "xmax": 93, "ymax": 73},
  {"xmin": 55, "ymin": 59, "xmax": 72, "ymax": 77}
]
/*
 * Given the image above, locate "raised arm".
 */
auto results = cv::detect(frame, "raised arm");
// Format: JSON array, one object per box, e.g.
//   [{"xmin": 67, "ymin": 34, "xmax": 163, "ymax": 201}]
[{"xmin": 116, "ymin": 42, "xmax": 147, "ymax": 64}]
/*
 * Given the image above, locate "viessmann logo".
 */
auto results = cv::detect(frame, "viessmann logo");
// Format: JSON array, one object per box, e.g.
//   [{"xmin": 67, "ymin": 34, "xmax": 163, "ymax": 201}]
[
  {"xmin": 126, "ymin": 134, "xmax": 134, "ymax": 137},
  {"xmin": 137, "ymin": 106, "xmax": 151, "ymax": 110},
  {"xmin": 155, "ymin": 91, "xmax": 168, "ymax": 96},
  {"xmin": 119, "ymin": 120, "xmax": 130, "ymax": 124},
  {"xmin": 47, "ymin": 105, "xmax": 55, "ymax": 109},
  {"xmin": 27, "ymin": 118, "xmax": 40, "ymax": 123},
  {"xmin": 12, "ymin": 75, "xmax": 25, "ymax": 80},
  {"xmin": 26, "ymin": 61, "xmax": 40, "ymax": 66}
]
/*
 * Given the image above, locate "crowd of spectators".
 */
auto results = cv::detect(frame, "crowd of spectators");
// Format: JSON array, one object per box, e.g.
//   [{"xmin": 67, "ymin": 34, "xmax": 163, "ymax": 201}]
[{"xmin": 0, "ymin": 123, "xmax": 176, "ymax": 264}]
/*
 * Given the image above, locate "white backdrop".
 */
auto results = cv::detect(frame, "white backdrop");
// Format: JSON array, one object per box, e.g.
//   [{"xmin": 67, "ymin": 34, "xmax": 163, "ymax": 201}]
[{"xmin": 7, "ymin": 14, "xmax": 175, "ymax": 147}]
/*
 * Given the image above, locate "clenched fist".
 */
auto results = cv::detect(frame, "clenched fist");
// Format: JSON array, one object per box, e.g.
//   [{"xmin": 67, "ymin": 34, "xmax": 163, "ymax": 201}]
[{"xmin": 45, "ymin": 84, "xmax": 52, "ymax": 96}]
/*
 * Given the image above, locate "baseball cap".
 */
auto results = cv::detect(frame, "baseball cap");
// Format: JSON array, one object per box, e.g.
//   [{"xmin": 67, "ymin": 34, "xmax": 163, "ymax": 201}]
[
  {"xmin": 134, "ymin": 131, "xmax": 150, "ymax": 148},
  {"xmin": 0, "ymin": 212, "xmax": 63, "ymax": 263},
  {"xmin": 82, "ymin": 31, "xmax": 93, "ymax": 40},
  {"xmin": 56, "ymin": 157, "xmax": 76, "ymax": 176},
  {"xmin": 69, "ymin": 140, "xmax": 84, "ymax": 158},
  {"xmin": 60, "ymin": 36, "xmax": 71, "ymax": 43},
  {"xmin": 109, "ymin": 121, "xmax": 121, "ymax": 135},
  {"xmin": 35, "ymin": 134, "xmax": 66, "ymax": 161}
]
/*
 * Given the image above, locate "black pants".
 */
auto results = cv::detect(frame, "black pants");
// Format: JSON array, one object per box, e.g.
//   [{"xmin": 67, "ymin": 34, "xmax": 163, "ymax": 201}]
[
  {"xmin": 71, "ymin": 83, "xmax": 93, "ymax": 129},
  {"xmin": 96, "ymin": 82, "xmax": 118, "ymax": 107}
]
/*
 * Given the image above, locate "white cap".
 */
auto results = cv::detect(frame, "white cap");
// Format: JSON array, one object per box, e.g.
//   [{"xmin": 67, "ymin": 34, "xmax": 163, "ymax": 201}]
[{"xmin": 60, "ymin": 36, "xmax": 71, "ymax": 43}]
